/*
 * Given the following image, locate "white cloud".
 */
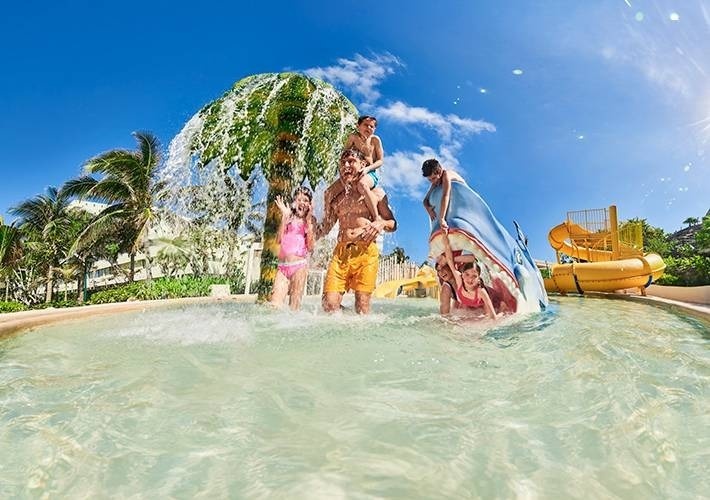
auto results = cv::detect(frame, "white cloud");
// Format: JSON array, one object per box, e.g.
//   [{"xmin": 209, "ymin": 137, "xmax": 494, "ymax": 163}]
[
  {"xmin": 304, "ymin": 53, "xmax": 403, "ymax": 104},
  {"xmin": 381, "ymin": 146, "xmax": 462, "ymax": 200},
  {"xmin": 376, "ymin": 101, "xmax": 496, "ymax": 141},
  {"xmin": 305, "ymin": 53, "xmax": 496, "ymax": 202}
]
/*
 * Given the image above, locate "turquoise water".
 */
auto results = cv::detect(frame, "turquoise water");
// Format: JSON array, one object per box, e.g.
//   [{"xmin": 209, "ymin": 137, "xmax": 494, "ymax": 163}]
[{"xmin": 1, "ymin": 297, "xmax": 708, "ymax": 498}]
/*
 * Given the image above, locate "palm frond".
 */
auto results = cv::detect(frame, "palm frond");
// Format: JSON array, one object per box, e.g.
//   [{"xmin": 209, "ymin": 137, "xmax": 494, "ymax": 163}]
[{"xmin": 62, "ymin": 176, "xmax": 99, "ymax": 198}]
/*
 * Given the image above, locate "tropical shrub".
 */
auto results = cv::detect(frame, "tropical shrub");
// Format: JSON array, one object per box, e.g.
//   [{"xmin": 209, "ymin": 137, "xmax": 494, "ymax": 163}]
[
  {"xmin": 0, "ymin": 301, "xmax": 27, "ymax": 313},
  {"xmin": 88, "ymin": 276, "xmax": 243, "ymax": 304},
  {"xmin": 656, "ymin": 255, "xmax": 710, "ymax": 287}
]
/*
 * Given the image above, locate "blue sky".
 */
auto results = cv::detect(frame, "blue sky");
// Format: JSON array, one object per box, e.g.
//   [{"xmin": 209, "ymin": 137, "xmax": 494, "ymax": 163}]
[{"xmin": 1, "ymin": 0, "xmax": 708, "ymax": 263}]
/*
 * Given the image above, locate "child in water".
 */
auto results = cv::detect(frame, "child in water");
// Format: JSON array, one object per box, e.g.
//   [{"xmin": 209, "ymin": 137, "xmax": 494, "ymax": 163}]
[
  {"xmin": 442, "ymin": 234, "xmax": 498, "ymax": 320},
  {"xmin": 270, "ymin": 186, "xmax": 316, "ymax": 310},
  {"xmin": 324, "ymin": 115, "xmax": 384, "ymax": 220}
]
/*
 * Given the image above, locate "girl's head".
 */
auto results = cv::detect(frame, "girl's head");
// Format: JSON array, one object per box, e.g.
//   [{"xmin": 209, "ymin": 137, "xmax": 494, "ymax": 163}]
[
  {"xmin": 357, "ymin": 116, "xmax": 377, "ymax": 137},
  {"xmin": 435, "ymin": 261, "xmax": 454, "ymax": 283},
  {"xmin": 291, "ymin": 186, "xmax": 313, "ymax": 217},
  {"xmin": 422, "ymin": 159, "xmax": 443, "ymax": 184},
  {"xmin": 460, "ymin": 261, "xmax": 483, "ymax": 290}
]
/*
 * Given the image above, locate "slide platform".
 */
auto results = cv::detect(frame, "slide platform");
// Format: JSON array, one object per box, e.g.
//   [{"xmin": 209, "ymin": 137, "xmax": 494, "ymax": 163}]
[
  {"xmin": 544, "ymin": 222, "xmax": 666, "ymax": 293},
  {"xmin": 373, "ymin": 266, "xmax": 438, "ymax": 298}
]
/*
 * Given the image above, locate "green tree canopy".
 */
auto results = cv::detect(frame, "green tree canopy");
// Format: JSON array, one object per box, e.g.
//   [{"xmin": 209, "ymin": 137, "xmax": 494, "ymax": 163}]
[
  {"xmin": 63, "ymin": 131, "xmax": 166, "ymax": 282},
  {"xmin": 167, "ymin": 73, "xmax": 358, "ymax": 299}
]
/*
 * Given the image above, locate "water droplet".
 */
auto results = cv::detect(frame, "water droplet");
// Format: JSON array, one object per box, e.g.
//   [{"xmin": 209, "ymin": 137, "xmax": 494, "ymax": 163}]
[
  {"xmin": 512, "ymin": 69, "xmax": 523, "ymax": 76},
  {"xmin": 479, "ymin": 88, "xmax": 487, "ymax": 94}
]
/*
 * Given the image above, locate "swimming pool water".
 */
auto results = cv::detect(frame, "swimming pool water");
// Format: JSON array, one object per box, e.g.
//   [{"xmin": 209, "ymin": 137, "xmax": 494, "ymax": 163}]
[{"xmin": 1, "ymin": 297, "xmax": 708, "ymax": 498}]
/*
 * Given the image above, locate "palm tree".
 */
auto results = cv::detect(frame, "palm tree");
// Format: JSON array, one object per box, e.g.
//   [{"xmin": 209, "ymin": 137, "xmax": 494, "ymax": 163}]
[
  {"xmin": 9, "ymin": 186, "xmax": 74, "ymax": 302},
  {"xmin": 683, "ymin": 217, "xmax": 699, "ymax": 228},
  {"xmin": 0, "ymin": 217, "xmax": 23, "ymax": 301},
  {"xmin": 169, "ymin": 73, "xmax": 357, "ymax": 299},
  {"xmin": 389, "ymin": 247, "xmax": 410, "ymax": 263},
  {"xmin": 63, "ymin": 131, "xmax": 166, "ymax": 282}
]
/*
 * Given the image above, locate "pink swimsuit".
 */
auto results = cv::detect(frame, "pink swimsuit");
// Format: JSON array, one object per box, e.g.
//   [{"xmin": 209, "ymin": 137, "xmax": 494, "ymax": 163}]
[
  {"xmin": 278, "ymin": 219, "xmax": 309, "ymax": 279},
  {"xmin": 456, "ymin": 285, "xmax": 484, "ymax": 308}
]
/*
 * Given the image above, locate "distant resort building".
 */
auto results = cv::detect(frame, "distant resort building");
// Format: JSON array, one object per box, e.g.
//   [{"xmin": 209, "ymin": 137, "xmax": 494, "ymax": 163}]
[{"xmin": 66, "ymin": 201, "xmax": 257, "ymax": 291}]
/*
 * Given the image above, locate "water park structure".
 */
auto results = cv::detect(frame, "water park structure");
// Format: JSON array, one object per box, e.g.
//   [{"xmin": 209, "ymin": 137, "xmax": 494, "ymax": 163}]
[{"xmin": 542, "ymin": 205, "xmax": 666, "ymax": 294}]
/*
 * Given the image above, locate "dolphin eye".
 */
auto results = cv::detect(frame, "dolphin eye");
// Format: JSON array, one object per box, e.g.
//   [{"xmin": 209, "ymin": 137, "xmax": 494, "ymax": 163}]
[{"xmin": 515, "ymin": 248, "xmax": 523, "ymax": 265}]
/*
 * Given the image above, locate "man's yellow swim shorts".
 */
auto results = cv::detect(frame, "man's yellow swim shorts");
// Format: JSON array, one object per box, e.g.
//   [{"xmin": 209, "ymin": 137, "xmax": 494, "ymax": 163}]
[{"xmin": 324, "ymin": 241, "xmax": 379, "ymax": 294}]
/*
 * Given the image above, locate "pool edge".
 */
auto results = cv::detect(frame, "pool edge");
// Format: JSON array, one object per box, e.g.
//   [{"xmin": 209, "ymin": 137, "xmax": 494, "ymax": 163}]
[{"xmin": 0, "ymin": 295, "xmax": 258, "ymax": 339}]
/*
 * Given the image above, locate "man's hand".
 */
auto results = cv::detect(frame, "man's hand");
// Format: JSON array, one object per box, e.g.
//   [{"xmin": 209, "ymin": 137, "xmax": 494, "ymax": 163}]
[{"xmin": 361, "ymin": 218, "xmax": 386, "ymax": 243}]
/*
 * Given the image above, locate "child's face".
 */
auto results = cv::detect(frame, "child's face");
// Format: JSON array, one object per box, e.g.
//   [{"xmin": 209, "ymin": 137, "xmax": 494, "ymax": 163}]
[
  {"xmin": 436, "ymin": 263, "xmax": 453, "ymax": 282},
  {"xmin": 462, "ymin": 267, "xmax": 480, "ymax": 288},
  {"xmin": 425, "ymin": 167, "xmax": 443, "ymax": 185},
  {"xmin": 292, "ymin": 193, "xmax": 311, "ymax": 217},
  {"xmin": 357, "ymin": 119, "xmax": 376, "ymax": 137}
]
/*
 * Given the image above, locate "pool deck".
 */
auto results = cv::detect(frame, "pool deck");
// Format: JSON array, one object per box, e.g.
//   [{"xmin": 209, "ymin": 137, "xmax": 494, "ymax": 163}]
[
  {"xmin": 0, "ymin": 295, "xmax": 258, "ymax": 338},
  {"xmin": 550, "ymin": 291, "xmax": 710, "ymax": 324},
  {"xmin": 622, "ymin": 294, "xmax": 710, "ymax": 324},
  {"xmin": 2, "ymin": 292, "xmax": 708, "ymax": 339}
]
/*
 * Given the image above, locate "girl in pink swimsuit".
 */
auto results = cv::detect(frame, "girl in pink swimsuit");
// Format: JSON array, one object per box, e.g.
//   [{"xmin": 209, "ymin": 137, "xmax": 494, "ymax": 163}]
[
  {"xmin": 452, "ymin": 262, "xmax": 497, "ymax": 319},
  {"xmin": 441, "ymin": 233, "xmax": 497, "ymax": 320},
  {"xmin": 270, "ymin": 186, "xmax": 316, "ymax": 310}
]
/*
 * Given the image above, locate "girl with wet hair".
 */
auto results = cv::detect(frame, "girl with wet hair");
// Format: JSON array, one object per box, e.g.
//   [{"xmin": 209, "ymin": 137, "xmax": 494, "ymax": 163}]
[
  {"xmin": 441, "ymin": 232, "xmax": 498, "ymax": 320},
  {"xmin": 270, "ymin": 186, "xmax": 316, "ymax": 310}
]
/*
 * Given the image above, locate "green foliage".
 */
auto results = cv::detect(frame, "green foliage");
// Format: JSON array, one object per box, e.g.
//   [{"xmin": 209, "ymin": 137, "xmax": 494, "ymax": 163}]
[
  {"xmin": 683, "ymin": 217, "xmax": 699, "ymax": 227},
  {"xmin": 0, "ymin": 301, "xmax": 27, "ymax": 313},
  {"xmin": 88, "ymin": 276, "xmax": 240, "ymax": 304},
  {"xmin": 62, "ymin": 131, "xmax": 165, "ymax": 281},
  {"xmin": 32, "ymin": 299, "xmax": 82, "ymax": 310},
  {"xmin": 195, "ymin": 73, "xmax": 357, "ymax": 186},
  {"xmin": 656, "ymin": 255, "xmax": 710, "ymax": 286},
  {"xmin": 387, "ymin": 246, "xmax": 409, "ymax": 263},
  {"xmin": 9, "ymin": 186, "xmax": 80, "ymax": 303},
  {"xmin": 622, "ymin": 217, "xmax": 710, "ymax": 287},
  {"xmin": 696, "ymin": 216, "xmax": 710, "ymax": 253}
]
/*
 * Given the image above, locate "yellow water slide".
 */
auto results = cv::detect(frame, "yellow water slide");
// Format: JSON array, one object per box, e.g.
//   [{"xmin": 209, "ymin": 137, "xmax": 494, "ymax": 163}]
[
  {"xmin": 373, "ymin": 266, "xmax": 439, "ymax": 299},
  {"xmin": 544, "ymin": 206, "xmax": 666, "ymax": 294}
]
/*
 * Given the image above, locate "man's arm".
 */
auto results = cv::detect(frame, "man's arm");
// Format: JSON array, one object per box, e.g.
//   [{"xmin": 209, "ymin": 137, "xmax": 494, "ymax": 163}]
[
  {"xmin": 360, "ymin": 194, "xmax": 396, "ymax": 244},
  {"xmin": 315, "ymin": 201, "xmax": 338, "ymax": 240},
  {"xmin": 377, "ymin": 195, "xmax": 397, "ymax": 232}
]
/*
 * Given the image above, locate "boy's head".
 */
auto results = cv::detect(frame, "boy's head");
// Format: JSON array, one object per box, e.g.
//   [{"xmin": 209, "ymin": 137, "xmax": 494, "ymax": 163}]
[
  {"xmin": 435, "ymin": 261, "xmax": 454, "ymax": 283},
  {"xmin": 422, "ymin": 158, "xmax": 442, "ymax": 178},
  {"xmin": 357, "ymin": 115, "xmax": 377, "ymax": 126},
  {"xmin": 356, "ymin": 116, "xmax": 377, "ymax": 137}
]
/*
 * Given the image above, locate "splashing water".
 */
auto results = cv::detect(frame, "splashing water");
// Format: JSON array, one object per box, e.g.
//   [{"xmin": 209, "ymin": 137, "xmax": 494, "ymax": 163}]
[
  {"xmin": 1, "ymin": 297, "xmax": 708, "ymax": 498},
  {"xmin": 160, "ymin": 73, "xmax": 358, "ymax": 231}
]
